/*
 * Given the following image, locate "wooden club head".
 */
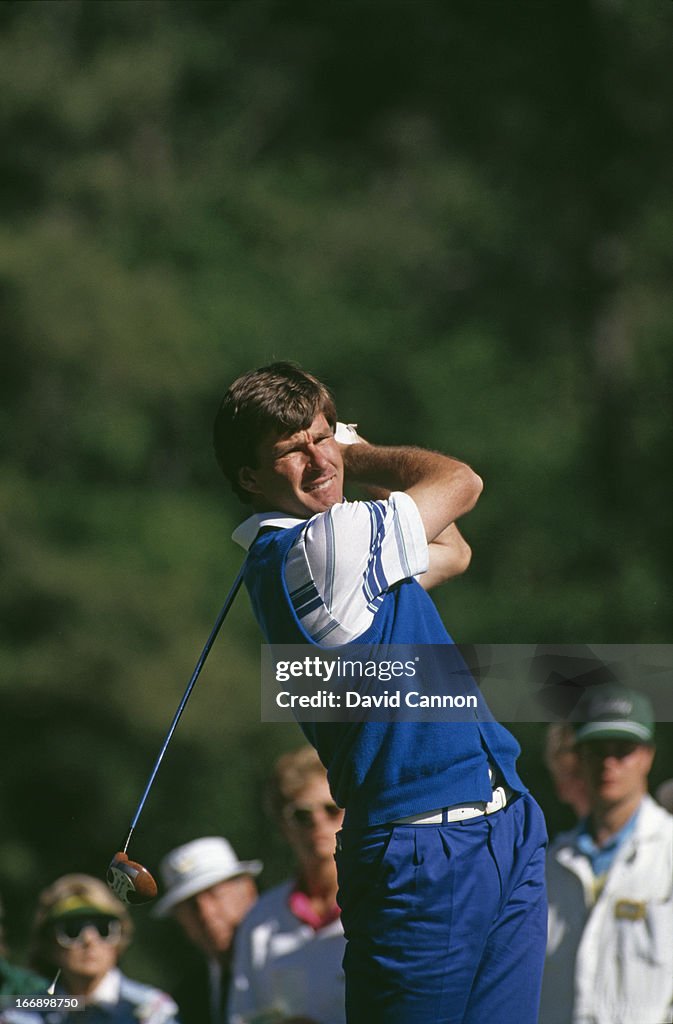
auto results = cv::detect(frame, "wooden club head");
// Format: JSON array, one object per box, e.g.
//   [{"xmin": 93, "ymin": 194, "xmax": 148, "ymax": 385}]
[{"xmin": 107, "ymin": 851, "xmax": 158, "ymax": 905}]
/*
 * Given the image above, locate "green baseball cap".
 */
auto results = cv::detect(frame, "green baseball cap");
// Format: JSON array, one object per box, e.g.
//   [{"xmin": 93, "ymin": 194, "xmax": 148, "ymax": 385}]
[{"xmin": 572, "ymin": 683, "xmax": 655, "ymax": 745}]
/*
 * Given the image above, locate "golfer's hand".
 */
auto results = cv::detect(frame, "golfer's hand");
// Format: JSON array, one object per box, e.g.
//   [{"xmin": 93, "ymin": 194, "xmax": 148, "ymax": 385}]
[
  {"xmin": 334, "ymin": 421, "xmax": 363, "ymax": 446},
  {"xmin": 336, "ymin": 422, "xmax": 389, "ymax": 499}
]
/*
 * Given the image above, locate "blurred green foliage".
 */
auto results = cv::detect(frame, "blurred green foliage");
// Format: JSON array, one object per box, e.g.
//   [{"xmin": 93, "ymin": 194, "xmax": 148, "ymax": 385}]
[{"xmin": 1, "ymin": 0, "xmax": 671, "ymax": 991}]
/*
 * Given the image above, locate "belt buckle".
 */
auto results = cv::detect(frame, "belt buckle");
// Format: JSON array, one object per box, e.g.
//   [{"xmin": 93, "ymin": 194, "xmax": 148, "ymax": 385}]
[{"xmin": 484, "ymin": 786, "xmax": 507, "ymax": 815}]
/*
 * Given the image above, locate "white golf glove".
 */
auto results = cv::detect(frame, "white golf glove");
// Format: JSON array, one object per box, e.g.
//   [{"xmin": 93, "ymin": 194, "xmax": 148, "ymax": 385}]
[{"xmin": 334, "ymin": 421, "xmax": 362, "ymax": 445}]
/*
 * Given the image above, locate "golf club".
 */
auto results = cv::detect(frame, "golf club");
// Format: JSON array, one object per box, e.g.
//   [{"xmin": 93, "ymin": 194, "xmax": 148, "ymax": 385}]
[{"xmin": 107, "ymin": 562, "xmax": 246, "ymax": 905}]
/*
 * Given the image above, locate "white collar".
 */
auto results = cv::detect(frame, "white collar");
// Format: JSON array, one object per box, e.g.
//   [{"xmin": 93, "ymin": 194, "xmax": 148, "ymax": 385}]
[
  {"xmin": 231, "ymin": 512, "xmax": 305, "ymax": 551},
  {"xmin": 86, "ymin": 968, "xmax": 122, "ymax": 1006}
]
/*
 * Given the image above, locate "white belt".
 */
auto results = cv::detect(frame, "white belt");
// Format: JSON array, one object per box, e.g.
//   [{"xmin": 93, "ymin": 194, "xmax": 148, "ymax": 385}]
[{"xmin": 392, "ymin": 785, "xmax": 513, "ymax": 825}]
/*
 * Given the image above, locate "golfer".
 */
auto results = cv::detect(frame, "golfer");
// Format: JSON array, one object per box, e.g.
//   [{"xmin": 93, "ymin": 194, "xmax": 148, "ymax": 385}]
[{"xmin": 213, "ymin": 362, "xmax": 547, "ymax": 1024}]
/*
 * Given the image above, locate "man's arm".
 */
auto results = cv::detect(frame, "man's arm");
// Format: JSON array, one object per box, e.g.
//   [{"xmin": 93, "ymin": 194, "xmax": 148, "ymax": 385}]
[
  {"xmin": 341, "ymin": 443, "xmax": 482, "ymax": 539},
  {"xmin": 340, "ymin": 442, "xmax": 482, "ymax": 590},
  {"xmin": 348, "ymin": 474, "xmax": 473, "ymax": 590},
  {"xmin": 420, "ymin": 522, "xmax": 473, "ymax": 590}
]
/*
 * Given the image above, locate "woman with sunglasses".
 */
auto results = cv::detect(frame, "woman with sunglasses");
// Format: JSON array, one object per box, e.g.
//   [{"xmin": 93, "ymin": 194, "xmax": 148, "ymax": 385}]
[
  {"xmin": 27, "ymin": 874, "xmax": 180, "ymax": 1023},
  {"xmin": 228, "ymin": 746, "xmax": 346, "ymax": 1024}
]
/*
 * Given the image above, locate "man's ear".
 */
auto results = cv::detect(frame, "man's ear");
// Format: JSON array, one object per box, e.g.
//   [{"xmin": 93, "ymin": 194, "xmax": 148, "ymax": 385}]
[
  {"xmin": 238, "ymin": 466, "xmax": 260, "ymax": 496},
  {"xmin": 643, "ymin": 745, "xmax": 656, "ymax": 773}
]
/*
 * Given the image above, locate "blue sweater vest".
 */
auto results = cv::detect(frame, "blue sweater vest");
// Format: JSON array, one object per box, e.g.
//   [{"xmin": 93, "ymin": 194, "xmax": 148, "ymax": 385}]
[{"xmin": 245, "ymin": 521, "xmax": 525, "ymax": 827}]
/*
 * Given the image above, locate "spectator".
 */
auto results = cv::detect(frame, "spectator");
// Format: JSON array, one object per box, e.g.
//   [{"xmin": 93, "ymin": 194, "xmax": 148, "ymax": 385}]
[
  {"xmin": 27, "ymin": 874, "xmax": 179, "ymax": 1023},
  {"xmin": 153, "ymin": 837, "xmax": 261, "ymax": 1024},
  {"xmin": 540, "ymin": 683, "xmax": 673, "ymax": 1024},
  {"xmin": 229, "ymin": 746, "xmax": 346, "ymax": 1024}
]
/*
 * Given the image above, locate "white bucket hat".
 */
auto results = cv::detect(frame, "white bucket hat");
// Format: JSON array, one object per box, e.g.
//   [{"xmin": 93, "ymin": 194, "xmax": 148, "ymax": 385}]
[{"xmin": 152, "ymin": 836, "xmax": 263, "ymax": 918}]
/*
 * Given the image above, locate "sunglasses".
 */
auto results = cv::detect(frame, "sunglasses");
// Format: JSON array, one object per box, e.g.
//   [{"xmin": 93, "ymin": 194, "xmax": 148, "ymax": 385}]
[
  {"xmin": 283, "ymin": 802, "xmax": 342, "ymax": 828},
  {"xmin": 54, "ymin": 917, "xmax": 122, "ymax": 948},
  {"xmin": 579, "ymin": 740, "xmax": 641, "ymax": 761}
]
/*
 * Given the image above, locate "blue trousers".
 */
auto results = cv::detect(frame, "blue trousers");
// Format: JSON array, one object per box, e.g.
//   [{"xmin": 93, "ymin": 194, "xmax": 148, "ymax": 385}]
[{"xmin": 335, "ymin": 793, "xmax": 548, "ymax": 1024}]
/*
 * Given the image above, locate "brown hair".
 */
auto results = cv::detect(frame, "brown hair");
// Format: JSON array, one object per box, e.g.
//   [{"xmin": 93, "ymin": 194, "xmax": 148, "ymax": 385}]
[
  {"xmin": 265, "ymin": 745, "xmax": 331, "ymax": 822},
  {"xmin": 28, "ymin": 874, "xmax": 133, "ymax": 977},
  {"xmin": 213, "ymin": 362, "xmax": 337, "ymax": 503}
]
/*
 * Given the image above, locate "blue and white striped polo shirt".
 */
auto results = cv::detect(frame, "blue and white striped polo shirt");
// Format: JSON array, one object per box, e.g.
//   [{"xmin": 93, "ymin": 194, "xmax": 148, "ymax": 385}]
[
  {"xmin": 232, "ymin": 492, "xmax": 427, "ymax": 646},
  {"xmin": 233, "ymin": 494, "xmax": 525, "ymax": 826}
]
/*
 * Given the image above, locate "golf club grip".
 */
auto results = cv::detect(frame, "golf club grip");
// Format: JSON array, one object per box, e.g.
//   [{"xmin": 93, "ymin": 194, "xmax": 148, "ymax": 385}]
[{"xmin": 123, "ymin": 563, "xmax": 246, "ymax": 849}]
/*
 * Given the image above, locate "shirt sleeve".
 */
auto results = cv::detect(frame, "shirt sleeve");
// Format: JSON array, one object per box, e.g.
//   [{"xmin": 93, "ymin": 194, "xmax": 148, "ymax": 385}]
[{"xmin": 284, "ymin": 492, "xmax": 428, "ymax": 646}]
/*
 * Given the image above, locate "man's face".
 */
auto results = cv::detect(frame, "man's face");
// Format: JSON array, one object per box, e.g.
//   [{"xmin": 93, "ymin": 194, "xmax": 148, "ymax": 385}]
[
  {"xmin": 578, "ymin": 738, "xmax": 654, "ymax": 811},
  {"xmin": 239, "ymin": 413, "xmax": 344, "ymax": 518},
  {"xmin": 172, "ymin": 876, "xmax": 257, "ymax": 960}
]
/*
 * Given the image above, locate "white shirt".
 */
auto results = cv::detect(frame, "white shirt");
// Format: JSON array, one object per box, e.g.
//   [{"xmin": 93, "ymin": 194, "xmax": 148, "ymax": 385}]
[
  {"xmin": 232, "ymin": 494, "xmax": 428, "ymax": 646},
  {"xmin": 541, "ymin": 795, "xmax": 673, "ymax": 1024},
  {"xmin": 228, "ymin": 880, "xmax": 346, "ymax": 1024}
]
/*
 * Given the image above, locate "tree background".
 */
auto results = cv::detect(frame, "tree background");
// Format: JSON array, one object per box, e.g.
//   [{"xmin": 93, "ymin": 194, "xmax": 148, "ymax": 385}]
[{"xmin": 1, "ymin": 0, "xmax": 671, "ymax": 989}]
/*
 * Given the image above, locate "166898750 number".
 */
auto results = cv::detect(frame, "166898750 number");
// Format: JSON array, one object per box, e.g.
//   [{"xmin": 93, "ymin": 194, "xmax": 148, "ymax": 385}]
[{"xmin": 3, "ymin": 996, "xmax": 82, "ymax": 1010}]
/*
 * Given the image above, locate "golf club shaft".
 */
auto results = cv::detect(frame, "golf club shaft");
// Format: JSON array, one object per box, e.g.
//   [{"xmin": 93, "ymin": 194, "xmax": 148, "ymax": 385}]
[{"xmin": 122, "ymin": 563, "xmax": 246, "ymax": 852}]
